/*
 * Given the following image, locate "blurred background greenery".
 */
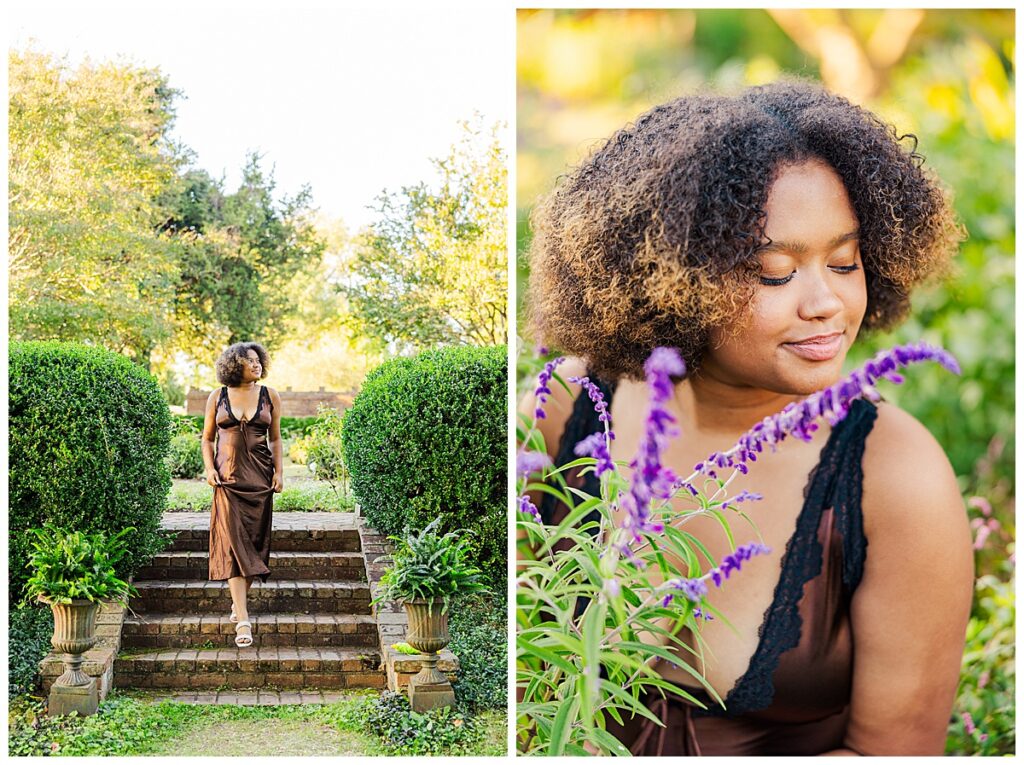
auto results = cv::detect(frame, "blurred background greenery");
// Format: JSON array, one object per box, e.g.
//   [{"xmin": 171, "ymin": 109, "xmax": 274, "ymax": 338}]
[{"xmin": 516, "ymin": 9, "xmax": 1014, "ymax": 755}]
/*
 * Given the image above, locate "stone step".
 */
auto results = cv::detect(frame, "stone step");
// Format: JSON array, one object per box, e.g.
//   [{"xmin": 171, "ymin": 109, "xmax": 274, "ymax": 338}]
[
  {"xmin": 143, "ymin": 690, "xmax": 354, "ymax": 705},
  {"xmin": 122, "ymin": 613, "xmax": 379, "ymax": 649},
  {"xmin": 128, "ymin": 580, "xmax": 371, "ymax": 615},
  {"xmin": 166, "ymin": 527, "xmax": 361, "ymax": 553},
  {"xmin": 114, "ymin": 647, "xmax": 386, "ymax": 690},
  {"xmin": 136, "ymin": 551, "xmax": 367, "ymax": 582},
  {"xmin": 160, "ymin": 512, "xmax": 362, "ymax": 554}
]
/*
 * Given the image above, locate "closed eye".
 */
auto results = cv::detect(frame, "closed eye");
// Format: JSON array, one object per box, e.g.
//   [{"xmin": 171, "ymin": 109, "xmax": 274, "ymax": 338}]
[{"xmin": 759, "ymin": 263, "xmax": 860, "ymax": 287}]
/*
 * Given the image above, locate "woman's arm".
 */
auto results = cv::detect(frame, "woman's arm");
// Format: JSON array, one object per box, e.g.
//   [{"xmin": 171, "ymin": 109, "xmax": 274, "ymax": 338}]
[
  {"xmin": 830, "ymin": 403, "xmax": 973, "ymax": 755},
  {"xmin": 268, "ymin": 387, "xmax": 284, "ymax": 492},
  {"xmin": 201, "ymin": 390, "xmax": 220, "ymax": 487}
]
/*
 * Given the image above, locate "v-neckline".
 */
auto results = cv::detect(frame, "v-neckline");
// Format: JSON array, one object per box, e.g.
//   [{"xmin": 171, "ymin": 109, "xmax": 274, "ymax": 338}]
[
  {"xmin": 224, "ymin": 385, "xmax": 263, "ymax": 424},
  {"xmin": 687, "ymin": 399, "xmax": 870, "ymax": 715}
]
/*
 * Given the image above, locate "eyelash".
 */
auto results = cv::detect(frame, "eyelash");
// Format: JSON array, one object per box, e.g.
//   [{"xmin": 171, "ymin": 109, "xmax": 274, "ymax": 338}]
[{"xmin": 759, "ymin": 263, "xmax": 860, "ymax": 287}]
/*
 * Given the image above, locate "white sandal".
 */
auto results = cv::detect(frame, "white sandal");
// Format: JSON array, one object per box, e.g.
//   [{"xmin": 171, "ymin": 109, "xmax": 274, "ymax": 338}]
[{"xmin": 234, "ymin": 620, "xmax": 253, "ymax": 648}]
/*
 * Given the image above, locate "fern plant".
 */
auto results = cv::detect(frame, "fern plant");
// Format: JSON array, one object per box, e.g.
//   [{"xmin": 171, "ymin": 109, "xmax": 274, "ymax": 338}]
[
  {"xmin": 24, "ymin": 524, "xmax": 139, "ymax": 605},
  {"xmin": 373, "ymin": 518, "xmax": 487, "ymax": 614}
]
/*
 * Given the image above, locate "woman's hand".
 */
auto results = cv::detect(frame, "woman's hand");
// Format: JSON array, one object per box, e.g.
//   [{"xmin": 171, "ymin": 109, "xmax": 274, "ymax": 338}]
[
  {"xmin": 205, "ymin": 468, "xmax": 221, "ymax": 488},
  {"xmin": 272, "ymin": 472, "xmax": 284, "ymax": 493}
]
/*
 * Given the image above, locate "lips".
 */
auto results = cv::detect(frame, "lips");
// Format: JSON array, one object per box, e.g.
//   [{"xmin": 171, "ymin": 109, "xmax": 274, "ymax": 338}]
[{"xmin": 783, "ymin": 332, "xmax": 843, "ymax": 362}]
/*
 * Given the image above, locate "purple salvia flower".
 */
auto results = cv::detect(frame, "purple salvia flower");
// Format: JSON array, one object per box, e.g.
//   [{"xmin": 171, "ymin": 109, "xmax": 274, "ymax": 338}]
[
  {"xmin": 574, "ymin": 432, "xmax": 615, "ymax": 477},
  {"xmin": 568, "ymin": 375, "xmax": 613, "ymax": 424},
  {"xmin": 696, "ymin": 343, "xmax": 959, "ymax": 478},
  {"xmin": 518, "ymin": 495, "xmax": 542, "ymax": 522},
  {"xmin": 516, "ymin": 450, "xmax": 552, "ymax": 480},
  {"xmin": 533, "ymin": 357, "xmax": 566, "ymax": 420},
  {"xmin": 619, "ymin": 348, "xmax": 687, "ymax": 545},
  {"xmin": 663, "ymin": 542, "xmax": 771, "ymax": 603}
]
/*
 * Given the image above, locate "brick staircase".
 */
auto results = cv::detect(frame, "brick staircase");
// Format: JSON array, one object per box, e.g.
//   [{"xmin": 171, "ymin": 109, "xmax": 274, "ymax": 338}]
[{"xmin": 114, "ymin": 512, "xmax": 386, "ymax": 695}]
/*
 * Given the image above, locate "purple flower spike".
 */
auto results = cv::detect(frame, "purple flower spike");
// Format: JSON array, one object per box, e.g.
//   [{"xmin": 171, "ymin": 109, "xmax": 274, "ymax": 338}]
[
  {"xmin": 574, "ymin": 432, "xmax": 614, "ymax": 477},
  {"xmin": 714, "ymin": 543, "xmax": 771, "ymax": 585},
  {"xmin": 533, "ymin": 357, "xmax": 566, "ymax": 421},
  {"xmin": 518, "ymin": 495, "xmax": 542, "ymax": 522},
  {"xmin": 517, "ymin": 450, "xmax": 552, "ymax": 481},
  {"xmin": 695, "ymin": 343, "xmax": 959, "ymax": 479},
  {"xmin": 568, "ymin": 375, "xmax": 613, "ymax": 424},
  {"xmin": 620, "ymin": 348, "xmax": 686, "ymax": 545}
]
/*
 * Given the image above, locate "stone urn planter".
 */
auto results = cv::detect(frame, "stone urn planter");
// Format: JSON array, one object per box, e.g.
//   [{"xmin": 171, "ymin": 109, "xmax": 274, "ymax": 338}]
[
  {"xmin": 47, "ymin": 598, "xmax": 101, "ymax": 682},
  {"xmin": 404, "ymin": 598, "xmax": 455, "ymax": 711},
  {"xmin": 40, "ymin": 597, "xmax": 101, "ymax": 716}
]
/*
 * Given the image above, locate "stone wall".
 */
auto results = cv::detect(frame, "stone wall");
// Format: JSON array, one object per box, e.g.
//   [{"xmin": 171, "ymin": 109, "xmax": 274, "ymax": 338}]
[{"xmin": 185, "ymin": 387, "xmax": 355, "ymax": 418}]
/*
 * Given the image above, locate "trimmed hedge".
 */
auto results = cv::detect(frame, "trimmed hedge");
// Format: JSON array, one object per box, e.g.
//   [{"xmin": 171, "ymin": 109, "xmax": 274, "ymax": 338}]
[
  {"xmin": 9, "ymin": 341, "xmax": 172, "ymax": 606},
  {"xmin": 342, "ymin": 345, "xmax": 506, "ymax": 589}
]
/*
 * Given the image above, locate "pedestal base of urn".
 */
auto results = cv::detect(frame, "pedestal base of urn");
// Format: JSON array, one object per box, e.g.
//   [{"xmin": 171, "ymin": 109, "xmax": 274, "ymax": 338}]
[
  {"xmin": 48, "ymin": 678, "xmax": 99, "ymax": 717},
  {"xmin": 408, "ymin": 676, "xmax": 456, "ymax": 712}
]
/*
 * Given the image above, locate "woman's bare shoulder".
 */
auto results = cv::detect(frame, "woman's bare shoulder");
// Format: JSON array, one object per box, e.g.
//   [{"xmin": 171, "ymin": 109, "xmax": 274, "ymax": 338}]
[{"xmin": 861, "ymin": 401, "xmax": 964, "ymax": 535}]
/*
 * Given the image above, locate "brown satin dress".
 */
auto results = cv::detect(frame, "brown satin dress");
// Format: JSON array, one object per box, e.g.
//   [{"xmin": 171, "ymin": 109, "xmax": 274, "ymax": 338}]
[
  {"xmin": 208, "ymin": 384, "xmax": 274, "ymax": 582},
  {"xmin": 539, "ymin": 378, "xmax": 879, "ymax": 756}
]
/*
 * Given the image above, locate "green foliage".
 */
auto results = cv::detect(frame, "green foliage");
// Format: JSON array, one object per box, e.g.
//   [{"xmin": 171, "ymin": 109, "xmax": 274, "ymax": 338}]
[
  {"xmin": 349, "ymin": 691, "xmax": 485, "ymax": 755},
  {"xmin": 166, "ymin": 480, "xmax": 353, "ymax": 513},
  {"xmin": 9, "ymin": 341, "xmax": 172, "ymax": 606},
  {"xmin": 25, "ymin": 525, "xmax": 139, "ymax": 605},
  {"xmin": 279, "ymin": 416, "xmax": 320, "ymax": 440},
  {"xmin": 166, "ymin": 433, "xmax": 204, "ymax": 479},
  {"xmin": 8, "ymin": 605, "xmax": 53, "ymax": 697},
  {"xmin": 344, "ymin": 118, "xmax": 507, "ymax": 350},
  {"xmin": 302, "ymin": 405, "xmax": 350, "ymax": 495},
  {"xmin": 947, "ymin": 564, "xmax": 1015, "ymax": 755},
  {"xmin": 7, "ymin": 692, "xmax": 504, "ymax": 757},
  {"xmin": 161, "ymin": 160, "xmax": 325, "ymax": 364},
  {"xmin": 342, "ymin": 344, "xmax": 507, "ymax": 589},
  {"xmin": 449, "ymin": 593, "xmax": 508, "ymax": 712},
  {"xmin": 9, "ymin": 695, "xmax": 198, "ymax": 756},
  {"xmin": 374, "ymin": 519, "xmax": 487, "ymax": 613}
]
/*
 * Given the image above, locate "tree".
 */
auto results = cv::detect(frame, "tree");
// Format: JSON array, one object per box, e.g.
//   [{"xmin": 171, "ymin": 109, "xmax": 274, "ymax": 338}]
[
  {"xmin": 9, "ymin": 49, "xmax": 182, "ymax": 362},
  {"xmin": 160, "ymin": 157, "xmax": 325, "ymax": 367},
  {"xmin": 344, "ymin": 118, "xmax": 508, "ymax": 350}
]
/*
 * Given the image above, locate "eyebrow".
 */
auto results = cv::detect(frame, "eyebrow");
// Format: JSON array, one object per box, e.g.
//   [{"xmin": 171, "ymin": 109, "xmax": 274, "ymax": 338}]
[{"xmin": 756, "ymin": 229, "xmax": 860, "ymax": 255}]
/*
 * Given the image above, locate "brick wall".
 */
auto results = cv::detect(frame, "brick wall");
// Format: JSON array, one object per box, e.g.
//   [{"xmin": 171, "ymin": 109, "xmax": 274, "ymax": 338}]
[{"xmin": 185, "ymin": 387, "xmax": 355, "ymax": 418}]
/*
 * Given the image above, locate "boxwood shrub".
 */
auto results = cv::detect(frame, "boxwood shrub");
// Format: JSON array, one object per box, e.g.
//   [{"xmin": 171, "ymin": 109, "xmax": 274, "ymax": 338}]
[
  {"xmin": 9, "ymin": 341, "xmax": 172, "ymax": 606},
  {"xmin": 342, "ymin": 345, "xmax": 506, "ymax": 589}
]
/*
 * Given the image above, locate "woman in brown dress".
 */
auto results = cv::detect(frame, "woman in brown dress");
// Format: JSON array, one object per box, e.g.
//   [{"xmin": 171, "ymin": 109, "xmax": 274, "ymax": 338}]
[
  {"xmin": 201, "ymin": 342, "xmax": 284, "ymax": 648},
  {"xmin": 519, "ymin": 82, "xmax": 974, "ymax": 754}
]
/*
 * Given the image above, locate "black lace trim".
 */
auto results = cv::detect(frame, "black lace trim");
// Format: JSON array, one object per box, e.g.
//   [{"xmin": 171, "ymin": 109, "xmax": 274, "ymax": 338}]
[
  {"xmin": 710, "ymin": 398, "xmax": 878, "ymax": 717},
  {"xmin": 221, "ymin": 385, "xmax": 267, "ymax": 424}
]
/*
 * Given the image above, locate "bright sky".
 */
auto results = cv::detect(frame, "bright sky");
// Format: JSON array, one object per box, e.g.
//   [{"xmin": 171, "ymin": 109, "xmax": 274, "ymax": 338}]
[{"xmin": 9, "ymin": 3, "xmax": 512, "ymax": 229}]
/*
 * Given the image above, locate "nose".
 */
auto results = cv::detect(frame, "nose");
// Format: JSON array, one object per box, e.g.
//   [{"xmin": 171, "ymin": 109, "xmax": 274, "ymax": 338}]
[{"xmin": 796, "ymin": 267, "xmax": 844, "ymax": 322}]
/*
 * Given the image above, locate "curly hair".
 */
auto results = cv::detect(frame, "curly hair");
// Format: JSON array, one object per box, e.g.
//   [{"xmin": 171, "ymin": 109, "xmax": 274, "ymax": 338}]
[
  {"xmin": 526, "ymin": 80, "xmax": 963, "ymax": 382},
  {"xmin": 215, "ymin": 342, "xmax": 271, "ymax": 387}
]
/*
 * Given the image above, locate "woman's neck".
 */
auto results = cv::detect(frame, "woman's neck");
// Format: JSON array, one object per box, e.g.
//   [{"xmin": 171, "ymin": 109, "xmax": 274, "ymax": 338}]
[
  {"xmin": 233, "ymin": 381, "xmax": 258, "ymax": 391},
  {"xmin": 677, "ymin": 371, "xmax": 802, "ymax": 438}
]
